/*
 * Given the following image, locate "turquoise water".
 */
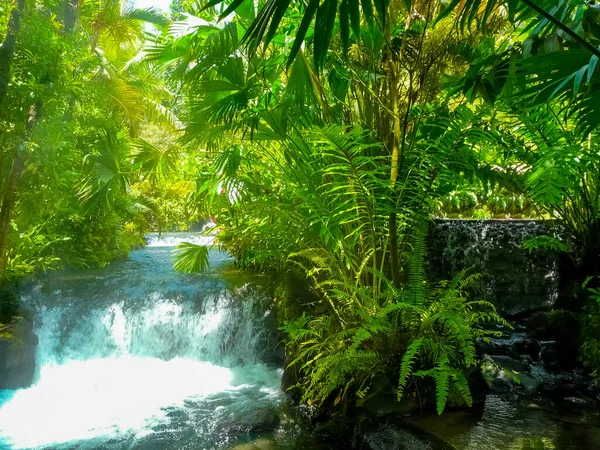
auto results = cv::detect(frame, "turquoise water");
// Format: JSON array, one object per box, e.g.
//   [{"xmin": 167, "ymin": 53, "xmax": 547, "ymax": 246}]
[
  {"xmin": 1, "ymin": 233, "xmax": 599, "ymax": 450},
  {"xmin": 0, "ymin": 234, "xmax": 285, "ymax": 449}
]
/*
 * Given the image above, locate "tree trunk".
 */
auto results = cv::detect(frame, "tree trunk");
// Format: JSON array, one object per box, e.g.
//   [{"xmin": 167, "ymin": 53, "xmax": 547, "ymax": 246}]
[
  {"xmin": 387, "ymin": 57, "xmax": 401, "ymax": 287},
  {"xmin": 0, "ymin": 0, "xmax": 26, "ymax": 108}
]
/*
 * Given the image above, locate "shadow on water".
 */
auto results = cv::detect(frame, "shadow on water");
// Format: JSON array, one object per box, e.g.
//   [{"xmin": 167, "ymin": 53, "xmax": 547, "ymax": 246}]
[{"xmin": 407, "ymin": 394, "xmax": 600, "ymax": 450}]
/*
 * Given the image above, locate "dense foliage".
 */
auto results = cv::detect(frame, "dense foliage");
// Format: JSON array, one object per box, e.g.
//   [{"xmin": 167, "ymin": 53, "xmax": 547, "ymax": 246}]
[{"xmin": 2, "ymin": 0, "xmax": 600, "ymax": 414}]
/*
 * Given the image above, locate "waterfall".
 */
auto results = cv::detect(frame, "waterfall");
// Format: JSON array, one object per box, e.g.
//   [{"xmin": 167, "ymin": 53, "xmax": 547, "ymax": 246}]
[
  {"xmin": 429, "ymin": 220, "xmax": 559, "ymax": 316},
  {"xmin": 0, "ymin": 233, "xmax": 282, "ymax": 450}
]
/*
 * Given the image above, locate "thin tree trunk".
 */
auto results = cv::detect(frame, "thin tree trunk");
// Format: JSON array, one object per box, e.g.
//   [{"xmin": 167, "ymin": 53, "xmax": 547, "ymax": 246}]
[{"xmin": 388, "ymin": 58, "xmax": 401, "ymax": 287}]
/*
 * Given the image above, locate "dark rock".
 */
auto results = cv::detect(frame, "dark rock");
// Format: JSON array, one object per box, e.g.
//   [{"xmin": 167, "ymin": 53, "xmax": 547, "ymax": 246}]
[
  {"xmin": 428, "ymin": 220, "xmax": 558, "ymax": 317},
  {"xmin": 476, "ymin": 338, "xmax": 510, "ymax": 357},
  {"xmin": 516, "ymin": 373, "xmax": 540, "ymax": 391},
  {"xmin": 230, "ymin": 438, "xmax": 278, "ymax": 450},
  {"xmin": 564, "ymin": 396, "xmax": 591, "ymax": 405},
  {"xmin": 539, "ymin": 339, "xmax": 578, "ymax": 371},
  {"xmin": 359, "ymin": 375, "xmax": 419, "ymax": 417},
  {"xmin": 362, "ymin": 423, "xmax": 454, "ymax": 450},
  {"xmin": 0, "ymin": 316, "xmax": 38, "ymax": 389},
  {"xmin": 527, "ymin": 311, "xmax": 549, "ymax": 334},
  {"xmin": 513, "ymin": 339, "xmax": 542, "ymax": 361},
  {"xmin": 477, "ymin": 333, "xmax": 542, "ymax": 362},
  {"xmin": 540, "ymin": 344, "xmax": 561, "ymax": 370},
  {"xmin": 490, "ymin": 376, "xmax": 514, "ymax": 393},
  {"xmin": 364, "ymin": 427, "xmax": 432, "ymax": 450},
  {"xmin": 528, "ymin": 310, "xmax": 578, "ymax": 342},
  {"xmin": 466, "ymin": 367, "xmax": 488, "ymax": 408},
  {"xmin": 521, "ymin": 355, "xmax": 534, "ymax": 365},
  {"xmin": 239, "ymin": 407, "xmax": 280, "ymax": 432},
  {"xmin": 490, "ymin": 355, "xmax": 531, "ymax": 374}
]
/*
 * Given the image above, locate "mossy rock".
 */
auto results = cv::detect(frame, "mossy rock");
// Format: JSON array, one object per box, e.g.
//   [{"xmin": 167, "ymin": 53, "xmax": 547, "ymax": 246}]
[{"xmin": 229, "ymin": 438, "xmax": 278, "ymax": 450}]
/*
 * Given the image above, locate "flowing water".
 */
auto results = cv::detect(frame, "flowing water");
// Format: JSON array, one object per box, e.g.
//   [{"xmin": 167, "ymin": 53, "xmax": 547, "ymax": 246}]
[
  {"xmin": 0, "ymin": 233, "xmax": 286, "ymax": 450},
  {"xmin": 429, "ymin": 220, "xmax": 559, "ymax": 316},
  {"xmin": 1, "ymin": 231, "xmax": 600, "ymax": 450}
]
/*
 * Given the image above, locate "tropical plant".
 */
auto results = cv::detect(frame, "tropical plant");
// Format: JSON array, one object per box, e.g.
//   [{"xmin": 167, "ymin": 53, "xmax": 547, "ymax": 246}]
[
  {"xmin": 283, "ymin": 266, "xmax": 509, "ymax": 414},
  {"xmin": 173, "ymin": 241, "xmax": 210, "ymax": 273}
]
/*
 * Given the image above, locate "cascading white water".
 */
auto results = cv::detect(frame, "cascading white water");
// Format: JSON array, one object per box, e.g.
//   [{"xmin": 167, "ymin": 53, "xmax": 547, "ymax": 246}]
[
  {"xmin": 0, "ymin": 233, "xmax": 283, "ymax": 450},
  {"xmin": 429, "ymin": 220, "xmax": 559, "ymax": 316}
]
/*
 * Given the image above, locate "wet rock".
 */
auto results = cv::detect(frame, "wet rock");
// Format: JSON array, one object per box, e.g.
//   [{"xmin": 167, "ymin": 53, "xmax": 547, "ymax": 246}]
[
  {"xmin": 490, "ymin": 355, "xmax": 531, "ymax": 374},
  {"xmin": 477, "ymin": 333, "xmax": 542, "ymax": 362},
  {"xmin": 476, "ymin": 338, "xmax": 511, "ymax": 357},
  {"xmin": 359, "ymin": 376, "xmax": 419, "ymax": 417},
  {"xmin": 0, "ymin": 316, "xmax": 38, "ymax": 389},
  {"xmin": 516, "ymin": 373, "xmax": 540, "ymax": 391},
  {"xmin": 513, "ymin": 339, "xmax": 542, "ymax": 361},
  {"xmin": 521, "ymin": 355, "xmax": 534, "ymax": 365},
  {"xmin": 364, "ymin": 425, "xmax": 432, "ymax": 450},
  {"xmin": 230, "ymin": 438, "xmax": 278, "ymax": 450},
  {"xmin": 564, "ymin": 396, "xmax": 591, "ymax": 405},
  {"xmin": 428, "ymin": 220, "xmax": 558, "ymax": 317},
  {"xmin": 490, "ymin": 375, "xmax": 514, "ymax": 393},
  {"xmin": 538, "ymin": 340, "xmax": 577, "ymax": 371},
  {"xmin": 362, "ymin": 423, "xmax": 454, "ymax": 450},
  {"xmin": 481, "ymin": 356, "xmax": 528, "ymax": 393},
  {"xmin": 526, "ymin": 310, "xmax": 578, "ymax": 370},
  {"xmin": 540, "ymin": 344, "xmax": 561, "ymax": 370},
  {"xmin": 466, "ymin": 367, "xmax": 488, "ymax": 407},
  {"xmin": 239, "ymin": 407, "xmax": 280, "ymax": 432}
]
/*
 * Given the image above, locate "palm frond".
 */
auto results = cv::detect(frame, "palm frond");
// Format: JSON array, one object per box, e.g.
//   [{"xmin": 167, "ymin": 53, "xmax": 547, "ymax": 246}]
[{"xmin": 173, "ymin": 242, "xmax": 210, "ymax": 273}]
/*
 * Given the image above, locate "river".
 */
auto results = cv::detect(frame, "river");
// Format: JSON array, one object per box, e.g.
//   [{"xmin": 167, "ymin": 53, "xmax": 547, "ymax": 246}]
[{"xmin": 1, "ymin": 233, "xmax": 599, "ymax": 450}]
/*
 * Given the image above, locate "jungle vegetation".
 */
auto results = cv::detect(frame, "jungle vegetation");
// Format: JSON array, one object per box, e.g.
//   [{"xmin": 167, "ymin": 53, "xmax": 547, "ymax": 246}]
[{"xmin": 1, "ymin": 0, "xmax": 600, "ymax": 414}]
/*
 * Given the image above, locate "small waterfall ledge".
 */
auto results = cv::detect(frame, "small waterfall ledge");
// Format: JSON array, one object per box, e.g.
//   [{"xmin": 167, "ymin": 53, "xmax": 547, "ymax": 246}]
[{"xmin": 429, "ymin": 219, "xmax": 559, "ymax": 317}]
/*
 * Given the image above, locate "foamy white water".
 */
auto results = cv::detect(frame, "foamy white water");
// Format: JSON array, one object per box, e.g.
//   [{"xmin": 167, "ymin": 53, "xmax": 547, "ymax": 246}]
[
  {"xmin": 0, "ymin": 234, "xmax": 282, "ymax": 450},
  {"xmin": 0, "ymin": 357, "xmax": 235, "ymax": 448}
]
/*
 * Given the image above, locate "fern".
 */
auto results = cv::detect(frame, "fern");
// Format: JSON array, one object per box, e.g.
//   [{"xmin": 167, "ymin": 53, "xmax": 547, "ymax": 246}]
[
  {"xmin": 523, "ymin": 235, "xmax": 571, "ymax": 253},
  {"xmin": 397, "ymin": 338, "xmax": 426, "ymax": 401}
]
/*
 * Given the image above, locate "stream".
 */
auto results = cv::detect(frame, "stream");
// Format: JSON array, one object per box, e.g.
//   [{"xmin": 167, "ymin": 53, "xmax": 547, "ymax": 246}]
[
  {"xmin": 0, "ymin": 232, "xmax": 599, "ymax": 450},
  {"xmin": 0, "ymin": 234, "xmax": 288, "ymax": 449}
]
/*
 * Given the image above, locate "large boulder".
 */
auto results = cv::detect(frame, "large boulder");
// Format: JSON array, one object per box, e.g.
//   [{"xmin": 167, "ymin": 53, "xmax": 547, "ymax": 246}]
[
  {"xmin": 0, "ymin": 316, "xmax": 38, "ymax": 389},
  {"xmin": 238, "ymin": 407, "xmax": 280, "ymax": 432}
]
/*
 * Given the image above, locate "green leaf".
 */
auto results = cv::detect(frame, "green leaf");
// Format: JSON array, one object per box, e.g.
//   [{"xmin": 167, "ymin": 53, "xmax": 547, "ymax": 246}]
[
  {"xmin": 373, "ymin": 0, "xmax": 387, "ymax": 28},
  {"xmin": 588, "ymin": 55, "xmax": 599, "ymax": 83},
  {"xmin": 349, "ymin": 0, "xmax": 361, "ymax": 38},
  {"xmin": 264, "ymin": 0, "xmax": 293, "ymax": 47},
  {"xmin": 173, "ymin": 242, "xmax": 210, "ymax": 274},
  {"xmin": 286, "ymin": 0, "xmax": 319, "ymax": 69},
  {"xmin": 436, "ymin": 0, "xmax": 461, "ymax": 24},
  {"xmin": 361, "ymin": 0, "xmax": 374, "ymax": 27},
  {"xmin": 219, "ymin": 0, "xmax": 248, "ymax": 20},
  {"xmin": 340, "ymin": 0, "xmax": 351, "ymax": 55},
  {"xmin": 314, "ymin": 0, "xmax": 338, "ymax": 72}
]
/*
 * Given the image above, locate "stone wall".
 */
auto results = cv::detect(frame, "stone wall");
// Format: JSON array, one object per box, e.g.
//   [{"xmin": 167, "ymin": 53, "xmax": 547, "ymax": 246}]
[{"xmin": 429, "ymin": 219, "xmax": 559, "ymax": 317}]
